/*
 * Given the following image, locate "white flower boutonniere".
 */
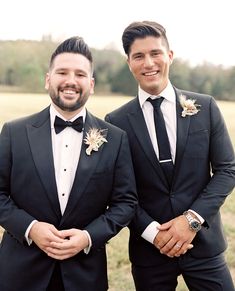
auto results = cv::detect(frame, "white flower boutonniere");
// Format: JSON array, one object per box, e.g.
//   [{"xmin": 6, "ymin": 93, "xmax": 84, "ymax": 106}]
[
  {"xmin": 84, "ymin": 128, "xmax": 108, "ymax": 155},
  {"xmin": 179, "ymin": 94, "xmax": 201, "ymax": 117}
]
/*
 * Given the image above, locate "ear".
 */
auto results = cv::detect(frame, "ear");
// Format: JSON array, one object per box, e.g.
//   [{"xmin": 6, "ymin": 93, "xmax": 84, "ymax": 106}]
[
  {"xmin": 169, "ymin": 50, "xmax": 174, "ymax": 65},
  {"xmin": 127, "ymin": 57, "xmax": 132, "ymax": 72},
  {"xmin": 45, "ymin": 73, "xmax": 50, "ymax": 90},
  {"xmin": 90, "ymin": 77, "xmax": 95, "ymax": 95}
]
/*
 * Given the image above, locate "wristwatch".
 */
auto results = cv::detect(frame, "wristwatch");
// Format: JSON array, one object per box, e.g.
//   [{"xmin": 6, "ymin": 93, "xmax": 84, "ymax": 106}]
[{"xmin": 183, "ymin": 211, "xmax": 201, "ymax": 232}]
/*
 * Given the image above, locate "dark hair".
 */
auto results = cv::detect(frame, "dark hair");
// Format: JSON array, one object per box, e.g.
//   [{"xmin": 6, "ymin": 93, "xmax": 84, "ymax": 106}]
[
  {"xmin": 49, "ymin": 36, "xmax": 93, "ymax": 71},
  {"xmin": 122, "ymin": 21, "xmax": 170, "ymax": 55}
]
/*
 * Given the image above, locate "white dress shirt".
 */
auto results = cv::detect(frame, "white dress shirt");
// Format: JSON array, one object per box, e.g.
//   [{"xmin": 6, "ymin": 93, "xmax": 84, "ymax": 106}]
[
  {"xmin": 138, "ymin": 82, "xmax": 177, "ymax": 162},
  {"xmin": 140, "ymin": 82, "xmax": 203, "ymax": 244},
  {"xmin": 50, "ymin": 105, "xmax": 85, "ymax": 215}
]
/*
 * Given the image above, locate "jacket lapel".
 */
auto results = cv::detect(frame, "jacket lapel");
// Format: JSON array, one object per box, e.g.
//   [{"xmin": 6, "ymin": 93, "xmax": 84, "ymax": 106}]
[
  {"xmin": 172, "ymin": 88, "xmax": 191, "ymax": 184},
  {"xmin": 127, "ymin": 98, "xmax": 168, "ymax": 187},
  {"xmin": 61, "ymin": 111, "xmax": 105, "ymax": 223},
  {"xmin": 26, "ymin": 107, "xmax": 61, "ymax": 220}
]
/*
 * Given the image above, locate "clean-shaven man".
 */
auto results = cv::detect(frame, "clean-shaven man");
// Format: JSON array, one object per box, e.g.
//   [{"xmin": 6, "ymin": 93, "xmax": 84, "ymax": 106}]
[{"xmin": 106, "ymin": 21, "xmax": 235, "ymax": 290}]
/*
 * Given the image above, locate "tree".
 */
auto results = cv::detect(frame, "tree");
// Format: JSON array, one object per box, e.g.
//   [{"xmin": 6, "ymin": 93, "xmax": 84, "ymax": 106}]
[
  {"xmin": 110, "ymin": 64, "xmax": 137, "ymax": 96},
  {"xmin": 170, "ymin": 58, "xmax": 191, "ymax": 90}
]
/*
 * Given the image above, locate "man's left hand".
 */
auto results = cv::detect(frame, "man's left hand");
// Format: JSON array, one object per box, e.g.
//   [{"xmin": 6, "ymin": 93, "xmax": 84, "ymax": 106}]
[{"xmin": 46, "ymin": 228, "xmax": 89, "ymax": 260}]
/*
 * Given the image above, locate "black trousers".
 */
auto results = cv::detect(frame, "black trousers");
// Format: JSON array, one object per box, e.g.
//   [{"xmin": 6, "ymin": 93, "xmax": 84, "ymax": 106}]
[
  {"xmin": 47, "ymin": 263, "xmax": 65, "ymax": 291},
  {"xmin": 132, "ymin": 253, "xmax": 234, "ymax": 291}
]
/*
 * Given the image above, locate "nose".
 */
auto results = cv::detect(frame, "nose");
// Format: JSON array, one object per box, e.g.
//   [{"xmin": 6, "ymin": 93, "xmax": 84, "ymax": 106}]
[
  {"xmin": 65, "ymin": 72, "xmax": 77, "ymax": 84},
  {"xmin": 144, "ymin": 55, "xmax": 154, "ymax": 67}
]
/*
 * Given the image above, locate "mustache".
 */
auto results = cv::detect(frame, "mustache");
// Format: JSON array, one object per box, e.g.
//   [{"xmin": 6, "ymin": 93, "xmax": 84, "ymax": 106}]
[{"xmin": 59, "ymin": 85, "xmax": 81, "ymax": 92}]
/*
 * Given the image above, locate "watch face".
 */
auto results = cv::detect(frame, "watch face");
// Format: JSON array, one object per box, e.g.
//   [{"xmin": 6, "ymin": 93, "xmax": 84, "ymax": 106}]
[{"xmin": 190, "ymin": 220, "xmax": 201, "ymax": 231}]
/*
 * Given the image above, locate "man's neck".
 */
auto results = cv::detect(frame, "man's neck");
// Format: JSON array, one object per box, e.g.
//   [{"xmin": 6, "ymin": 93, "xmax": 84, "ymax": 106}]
[{"xmin": 52, "ymin": 104, "xmax": 84, "ymax": 120}]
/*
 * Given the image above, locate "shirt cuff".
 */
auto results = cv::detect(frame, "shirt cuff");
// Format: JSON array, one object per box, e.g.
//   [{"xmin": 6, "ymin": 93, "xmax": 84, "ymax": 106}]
[
  {"xmin": 25, "ymin": 220, "xmax": 38, "ymax": 245},
  {"xmin": 141, "ymin": 221, "xmax": 161, "ymax": 244},
  {"xmin": 188, "ymin": 209, "xmax": 205, "ymax": 224},
  {"xmin": 83, "ymin": 230, "xmax": 92, "ymax": 254}
]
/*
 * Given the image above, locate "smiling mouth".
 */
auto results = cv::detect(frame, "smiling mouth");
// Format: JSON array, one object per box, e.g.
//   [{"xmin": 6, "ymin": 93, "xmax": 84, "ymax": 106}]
[
  {"xmin": 62, "ymin": 89, "xmax": 77, "ymax": 95},
  {"xmin": 143, "ymin": 71, "xmax": 159, "ymax": 76},
  {"xmin": 60, "ymin": 87, "xmax": 80, "ymax": 97}
]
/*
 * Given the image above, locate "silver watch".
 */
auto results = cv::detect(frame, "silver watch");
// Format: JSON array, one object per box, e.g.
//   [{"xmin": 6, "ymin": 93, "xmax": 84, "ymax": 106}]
[{"xmin": 183, "ymin": 211, "xmax": 201, "ymax": 232}]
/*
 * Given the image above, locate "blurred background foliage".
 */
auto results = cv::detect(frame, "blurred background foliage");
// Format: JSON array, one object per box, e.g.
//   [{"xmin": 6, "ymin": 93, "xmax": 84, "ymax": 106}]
[{"xmin": 0, "ymin": 39, "xmax": 235, "ymax": 101}]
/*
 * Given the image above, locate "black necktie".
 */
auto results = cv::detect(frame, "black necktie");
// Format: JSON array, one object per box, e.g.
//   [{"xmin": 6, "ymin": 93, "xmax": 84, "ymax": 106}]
[
  {"xmin": 54, "ymin": 115, "xmax": 83, "ymax": 134},
  {"xmin": 147, "ymin": 97, "xmax": 174, "ymax": 185}
]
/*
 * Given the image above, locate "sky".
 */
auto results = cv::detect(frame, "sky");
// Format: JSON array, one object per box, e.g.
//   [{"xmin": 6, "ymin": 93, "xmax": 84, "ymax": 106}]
[{"xmin": 1, "ymin": 0, "xmax": 235, "ymax": 67}]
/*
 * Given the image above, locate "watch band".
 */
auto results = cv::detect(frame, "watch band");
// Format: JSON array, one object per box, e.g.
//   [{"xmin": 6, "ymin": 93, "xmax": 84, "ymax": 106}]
[
  {"xmin": 183, "ymin": 211, "xmax": 201, "ymax": 232},
  {"xmin": 183, "ymin": 211, "xmax": 195, "ymax": 223}
]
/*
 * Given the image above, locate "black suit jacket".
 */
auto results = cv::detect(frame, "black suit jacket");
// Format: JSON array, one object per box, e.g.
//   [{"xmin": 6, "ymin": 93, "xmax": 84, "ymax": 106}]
[
  {"xmin": 106, "ymin": 88, "xmax": 235, "ymax": 266},
  {"xmin": 0, "ymin": 107, "xmax": 137, "ymax": 291}
]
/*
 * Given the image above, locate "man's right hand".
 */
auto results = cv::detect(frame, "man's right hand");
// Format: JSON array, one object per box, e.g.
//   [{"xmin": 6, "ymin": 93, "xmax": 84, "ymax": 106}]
[
  {"xmin": 153, "ymin": 216, "xmax": 195, "ymax": 257},
  {"xmin": 29, "ymin": 222, "xmax": 65, "ymax": 254}
]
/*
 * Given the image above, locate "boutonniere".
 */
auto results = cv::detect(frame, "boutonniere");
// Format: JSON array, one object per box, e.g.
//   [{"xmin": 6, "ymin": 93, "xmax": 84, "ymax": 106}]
[
  {"xmin": 84, "ymin": 128, "xmax": 108, "ymax": 156},
  {"xmin": 179, "ymin": 94, "xmax": 201, "ymax": 117}
]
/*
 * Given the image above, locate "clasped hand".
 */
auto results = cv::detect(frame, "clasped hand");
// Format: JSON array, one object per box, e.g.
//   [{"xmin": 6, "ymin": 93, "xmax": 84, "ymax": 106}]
[
  {"xmin": 29, "ymin": 222, "xmax": 89, "ymax": 260},
  {"xmin": 153, "ymin": 215, "xmax": 196, "ymax": 258}
]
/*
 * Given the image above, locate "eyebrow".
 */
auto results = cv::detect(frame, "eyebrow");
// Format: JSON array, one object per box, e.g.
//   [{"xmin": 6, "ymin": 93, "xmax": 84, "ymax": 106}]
[
  {"xmin": 131, "ymin": 49, "xmax": 162, "ymax": 57},
  {"xmin": 54, "ymin": 67, "xmax": 87, "ymax": 73}
]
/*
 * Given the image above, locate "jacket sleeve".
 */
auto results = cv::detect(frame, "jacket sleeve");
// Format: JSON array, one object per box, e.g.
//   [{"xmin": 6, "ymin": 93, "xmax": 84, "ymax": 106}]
[
  {"xmin": 0, "ymin": 123, "xmax": 35, "ymax": 244},
  {"xmin": 105, "ymin": 113, "xmax": 155, "ymax": 236},
  {"xmin": 84, "ymin": 131, "xmax": 138, "ymax": 249},
  {"xmin": 190, "ymin": 97, "xmax": 235, "ymax": 225}
]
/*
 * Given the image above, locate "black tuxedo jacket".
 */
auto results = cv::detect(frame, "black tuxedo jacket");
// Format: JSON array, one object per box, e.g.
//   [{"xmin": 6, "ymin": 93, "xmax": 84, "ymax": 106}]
[
  {"xmin": 0, "ymin": 107, "xmax": 137, "ymax": 291},
  {"xmin": 106, "ymin": 88, "xmax": 235, "ymax": 267}
]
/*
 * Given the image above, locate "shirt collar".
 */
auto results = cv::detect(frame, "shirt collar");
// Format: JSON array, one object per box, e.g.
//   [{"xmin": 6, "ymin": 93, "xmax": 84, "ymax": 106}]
[
  {"xmin": 50, "ymin": 104, "xmax": 86, "ymax": 129},
  {"xmin": 138, "ymin": 81, "xmax": 176, "ymax": 108}
]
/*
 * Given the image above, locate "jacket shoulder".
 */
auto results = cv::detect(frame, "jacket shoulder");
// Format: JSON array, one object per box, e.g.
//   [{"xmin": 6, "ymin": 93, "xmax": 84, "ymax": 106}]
[
  {"xmin": 87, "ymin": 111, "xmax": 127, "ymax": 136},
  {"xmin": 178, "ymin": 89, "xmax": 214, "ymax": 103},
  {"xmin": 3, "ymin": 107, "xmax": 49, "ymax": 128},
  {"xmin": 106, "ymin": 97, "xmax": 138, "ymax": 118}
]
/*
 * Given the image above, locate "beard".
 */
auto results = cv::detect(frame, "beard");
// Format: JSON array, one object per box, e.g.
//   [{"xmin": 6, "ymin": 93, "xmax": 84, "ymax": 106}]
[{"xmin": 48, "ymin": 84, "xmax": 90, "ymax": 112}]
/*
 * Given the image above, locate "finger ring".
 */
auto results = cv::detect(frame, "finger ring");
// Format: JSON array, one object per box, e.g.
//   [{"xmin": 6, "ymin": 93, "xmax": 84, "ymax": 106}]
[{"xmin": 175, "ymin": 243, "xmax": 181, "ymax": 249}]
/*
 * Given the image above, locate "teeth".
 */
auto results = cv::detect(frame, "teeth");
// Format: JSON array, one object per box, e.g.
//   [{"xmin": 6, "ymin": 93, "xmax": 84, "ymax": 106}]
[
  {"xmin": 63, "ymin": 90, "xmax": 76, "ymax": 94},
  {"xmin": 144, "ymin": 71, "xmax": 157, "ymax": 76}
]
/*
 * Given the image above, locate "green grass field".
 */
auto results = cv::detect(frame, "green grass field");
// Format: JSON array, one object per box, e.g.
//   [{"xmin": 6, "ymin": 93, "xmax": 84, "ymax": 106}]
[{"xmin": 0, "ymin": 93, "xmax": 234, "ymax": 290}]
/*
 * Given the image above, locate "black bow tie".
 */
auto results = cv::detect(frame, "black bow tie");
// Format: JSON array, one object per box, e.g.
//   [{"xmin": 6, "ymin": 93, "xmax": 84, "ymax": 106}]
[{"xmin": 54, "ymin": 115, "xmax": 84, "ymax": 134}]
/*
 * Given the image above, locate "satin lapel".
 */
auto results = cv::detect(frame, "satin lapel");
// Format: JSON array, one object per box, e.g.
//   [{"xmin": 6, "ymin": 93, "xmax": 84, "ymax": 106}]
[
  {"xmin": 26, "ymin": 108, "xmax": 61, "ymax": 220},
  {"xmin": 128, "ymin": 98, "xmax": 168, "ymax": 187},
  {"xmin": 173, "ymin": 89, "xmax": 191, "ymax": 184},
  {"xmin": 61, "ymin": 111, "xmax": 104, "ymax": 223}
]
